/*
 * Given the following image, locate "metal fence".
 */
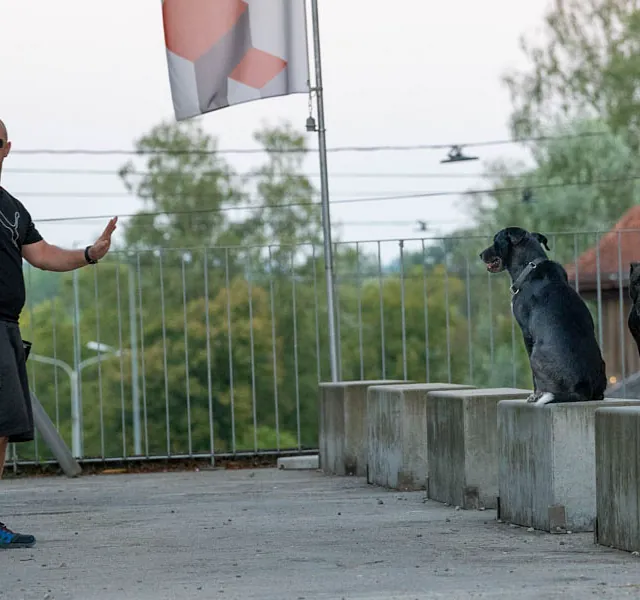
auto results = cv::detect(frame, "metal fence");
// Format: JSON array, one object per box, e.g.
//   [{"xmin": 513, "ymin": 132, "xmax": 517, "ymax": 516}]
[{"xmin": 8, "ymin": 229, "xmax": 640, "ymax": 467}]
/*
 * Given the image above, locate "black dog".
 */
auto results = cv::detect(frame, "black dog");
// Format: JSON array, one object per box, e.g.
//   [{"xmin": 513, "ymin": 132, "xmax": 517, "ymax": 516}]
[
  {"xmin": 479, "ymin": 227, "xmax": 607, "ymax": 405},
  {"xmin": 628, "ymin": 262, "xmax": 640, "ymax": 356}
]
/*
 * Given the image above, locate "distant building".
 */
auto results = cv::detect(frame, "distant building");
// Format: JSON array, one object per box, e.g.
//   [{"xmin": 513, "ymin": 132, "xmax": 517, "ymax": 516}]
[{"xmin": 565, "ymin": 205, "xmax": 640, "ymax": 391}]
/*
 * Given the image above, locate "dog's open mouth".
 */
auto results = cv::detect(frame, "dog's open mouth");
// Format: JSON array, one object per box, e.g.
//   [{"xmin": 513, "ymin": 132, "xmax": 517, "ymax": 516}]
[{"xmin": 486, "ymin": 258, "xmax": 503, "ymax": 273}]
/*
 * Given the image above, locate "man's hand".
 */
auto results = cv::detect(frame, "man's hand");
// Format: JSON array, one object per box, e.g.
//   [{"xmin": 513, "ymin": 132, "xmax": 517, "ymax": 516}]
[{"xmin": 88, "ymin": 217, "xmax": 118, "ymax": 262}]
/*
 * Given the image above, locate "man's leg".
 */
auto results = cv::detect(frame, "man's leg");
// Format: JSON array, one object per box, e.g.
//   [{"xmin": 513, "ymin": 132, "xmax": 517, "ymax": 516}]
[
  {"xmin": 0, "ymin": 325, "xmax": 37, "ymax": 548},
  {"xmin": 0, "ymin": 436, "xmax": 7, "ymax": 479},
  {"xmin": 0, "ymin": 435, "xmax": 35, "ymax": 548}
]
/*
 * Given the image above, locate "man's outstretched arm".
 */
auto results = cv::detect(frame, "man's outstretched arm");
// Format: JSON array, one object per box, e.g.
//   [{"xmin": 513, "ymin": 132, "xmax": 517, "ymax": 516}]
[
  {"xmin": 22, "ymin": 217, "xmax": 118, "ymax": 272},
  {"xmin": 22, "ymin": 241, "xmax": 95, "ymax": 272}
]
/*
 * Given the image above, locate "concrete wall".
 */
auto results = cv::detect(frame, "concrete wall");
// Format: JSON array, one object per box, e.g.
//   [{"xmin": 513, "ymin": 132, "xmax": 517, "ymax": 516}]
[
  {"xmin": 316, "ymin": 374, "xmax": 640, "ymax": 552},
  {"xmin": 498, "ymin": 399, "xmax": 640, "ymax": 533},
  {"xmin": 426, "ymin": 388, "xmax": 531, "ymax": 509},
  {"xmin": 318, "ymin": 380, "xmax": 408, "ymax": 477},
  {"xmin": 595, "ymin": 406, "xmax": 640, "ymax": 553},
  {"xmin": 367, "ymin": 383, "xmax": 476, "ymax": 491}
]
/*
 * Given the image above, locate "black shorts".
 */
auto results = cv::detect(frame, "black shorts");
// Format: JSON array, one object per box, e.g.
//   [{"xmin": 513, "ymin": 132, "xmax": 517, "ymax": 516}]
[{"xmin": 0, "ymin": 321, "xmax": 34, "ymax": 443}]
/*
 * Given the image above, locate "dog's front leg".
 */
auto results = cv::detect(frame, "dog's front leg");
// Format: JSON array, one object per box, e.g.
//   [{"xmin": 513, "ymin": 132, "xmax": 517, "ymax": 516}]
[
  {"xmin": 629, "ymin": 304, "xmax": 640, "ymax": 356},
  {"xmin": 522, "ymin": 334, "xmax": 538, "ymax": 401}
]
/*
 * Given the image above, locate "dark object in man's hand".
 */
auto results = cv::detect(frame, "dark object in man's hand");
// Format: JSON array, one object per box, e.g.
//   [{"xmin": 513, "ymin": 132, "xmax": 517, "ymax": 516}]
[{"xmin": 23, "ymin": 340, "xmax": 32, "ymax": 362}]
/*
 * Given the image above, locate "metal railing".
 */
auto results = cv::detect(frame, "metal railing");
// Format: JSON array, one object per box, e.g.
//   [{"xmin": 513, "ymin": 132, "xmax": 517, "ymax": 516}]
[{"xmin": 10, "ymin": 229, "xmax": 640, "ymax": 466}]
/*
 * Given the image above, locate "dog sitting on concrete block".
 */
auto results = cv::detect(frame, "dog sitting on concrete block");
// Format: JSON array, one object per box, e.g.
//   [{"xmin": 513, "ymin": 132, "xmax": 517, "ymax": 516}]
[
  {"xmin": 479, "ymin": 227, "xmax": 607, "ymax": 405},
  {"xmin": 628, "ymin": 262, "xmax": 640, "ymax": 357}
]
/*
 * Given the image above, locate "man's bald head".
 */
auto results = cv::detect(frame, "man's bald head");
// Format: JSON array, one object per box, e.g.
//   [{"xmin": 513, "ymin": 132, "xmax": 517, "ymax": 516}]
[{"xmin": 0, "ymin": 119, "xmax": 10, "ymax": 180}]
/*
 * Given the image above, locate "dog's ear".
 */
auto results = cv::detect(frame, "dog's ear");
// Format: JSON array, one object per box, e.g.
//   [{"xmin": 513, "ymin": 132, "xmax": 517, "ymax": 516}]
[
  {"xmin": 505, "ymin": 227, "xmax": 527, "ymax": 246},
  {"xmin": 532, "ymin": 232, "xmax": 550, "ymax": 251},
  {"xmin": 630, "ymin": 262, "xmax": 640, "ymax": 278}
]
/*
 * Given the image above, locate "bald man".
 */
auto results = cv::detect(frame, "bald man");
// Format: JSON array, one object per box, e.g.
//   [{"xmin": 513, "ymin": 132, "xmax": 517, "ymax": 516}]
[{"xmin": 0, "ymin": 120, "xmax": 117, "ymax": 549}]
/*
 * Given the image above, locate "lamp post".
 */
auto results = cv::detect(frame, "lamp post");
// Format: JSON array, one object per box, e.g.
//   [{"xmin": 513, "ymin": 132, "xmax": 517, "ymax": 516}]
[{"xmin": 31, "ymin": 341, "xmax": 123, "ymax": 458}]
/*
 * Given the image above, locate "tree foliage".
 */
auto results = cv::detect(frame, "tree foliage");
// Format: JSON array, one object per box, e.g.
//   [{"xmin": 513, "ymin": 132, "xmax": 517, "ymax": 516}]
[
  {"xmin": 23, "ymin": 97, "xmax": 639, "ymax": 463},
  {"xmin": 19, "ymin": 121, "xmax": 487, "ymax": 462},
  {"xmin": 504, "ymin": 0, "xmax": 640, "ymax": 142},
  {"xmin": 21, "ymin": 0, "xmax": 640, "ymax": 462},
  {"xmin": 469, "ymin": 118, "xmax": 640, "ymax": 245}
]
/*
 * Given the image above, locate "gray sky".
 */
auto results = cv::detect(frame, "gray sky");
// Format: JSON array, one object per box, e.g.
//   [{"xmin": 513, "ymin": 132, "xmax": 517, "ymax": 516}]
[{"xmin": 1, "ymin": 0, "xmax": 549, "ymax": 252}]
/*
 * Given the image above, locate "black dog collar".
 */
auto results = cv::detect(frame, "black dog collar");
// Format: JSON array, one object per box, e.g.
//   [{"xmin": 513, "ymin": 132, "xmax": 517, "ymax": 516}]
[{"xmin": 510, "ymin": 257, "xmax": 546, "ymax": 295}]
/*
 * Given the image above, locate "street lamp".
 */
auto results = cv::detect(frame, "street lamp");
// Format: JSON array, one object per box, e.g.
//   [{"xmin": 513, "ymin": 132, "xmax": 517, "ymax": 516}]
[
  {"xmin": 86, "ymin": 341, "xmax": 114, "ymax": 354},
  {"xmin": 31, "ymin": 341, "xmax": 122, "ymax": 459},
  {"xmin": 440, "ymin": 145, "xmax": 479, "ymax": 164}
]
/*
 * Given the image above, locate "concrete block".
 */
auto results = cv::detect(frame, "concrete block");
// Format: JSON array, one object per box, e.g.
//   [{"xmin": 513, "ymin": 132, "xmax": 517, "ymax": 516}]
[
  {"xmin": 595, "ymin": 406, "xmax": 640, "ymax": 553},
  {"xmin": 318, "ymin": 380, "xmax": 409, "ymax": 477},
  {"xmin": 367, "ymin": 383, "xmax": 476, "ymax": 491},
  {"xmin": 277, "ymin": 455, "xmax": 319, "ymax": 470},
  {"xmin": 427, "ymin": 387, "xmax": 532, "ymax": 509},
  {"xmin": 498, "ymin": 399, "xmax": 640, "ymax": 533}
]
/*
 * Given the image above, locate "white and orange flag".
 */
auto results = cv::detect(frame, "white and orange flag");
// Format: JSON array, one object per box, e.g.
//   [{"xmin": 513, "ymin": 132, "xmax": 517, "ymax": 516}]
[{"xmin": 162, "ymin": 0, "xmax": 310, "ymax": 121}]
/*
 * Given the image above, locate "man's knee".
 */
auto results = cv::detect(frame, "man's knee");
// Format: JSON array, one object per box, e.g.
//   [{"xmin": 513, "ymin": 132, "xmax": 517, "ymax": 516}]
[{"xmin": 0, "ymin": 437, "xmax": 8, "ymax": 478}]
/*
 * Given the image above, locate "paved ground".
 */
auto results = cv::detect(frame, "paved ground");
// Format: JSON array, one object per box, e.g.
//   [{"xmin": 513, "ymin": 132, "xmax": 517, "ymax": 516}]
[{"xmin": 1, "ymin": 468, "xmax": 639, "ymax": 600}]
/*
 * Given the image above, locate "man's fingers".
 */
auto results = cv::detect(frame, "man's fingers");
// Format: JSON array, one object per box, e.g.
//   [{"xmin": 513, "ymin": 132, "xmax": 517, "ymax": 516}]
[
  {"xmin": 99, "ymin": 217, "xmax": 118, "ymax": 240},
  {"xmin": 105, "ymin": 217, "xmax": 118, "ymax": 235}
]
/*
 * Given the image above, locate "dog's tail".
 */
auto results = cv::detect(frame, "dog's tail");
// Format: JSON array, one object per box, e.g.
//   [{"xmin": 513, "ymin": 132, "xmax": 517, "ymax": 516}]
[{"xmin": 533, "ymin": 392, "xmax": 592, "ymax": 406}]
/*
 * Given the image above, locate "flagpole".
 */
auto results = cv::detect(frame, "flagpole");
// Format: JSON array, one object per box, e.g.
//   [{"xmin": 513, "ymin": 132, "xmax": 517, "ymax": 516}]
[{"xmin": 309, "ymin": 0, "xmax": 339, "ymax": 382}]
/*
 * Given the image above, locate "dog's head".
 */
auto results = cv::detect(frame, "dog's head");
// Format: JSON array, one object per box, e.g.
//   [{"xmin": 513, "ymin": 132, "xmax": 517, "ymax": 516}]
[
  {"xmin": 479, "ymin": 227, "xmax": 550, "ymax": 273},
  {"xmin": 630, "ymin": 262, "xmax": 640, "ymax": 302}
]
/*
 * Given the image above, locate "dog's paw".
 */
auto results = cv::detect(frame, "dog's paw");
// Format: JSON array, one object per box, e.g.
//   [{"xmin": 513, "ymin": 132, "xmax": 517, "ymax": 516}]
[
  {"xmin": 534, "ymin": 392, "xmax": 555, "ymax": 406},
  {"xmin": 526, "ymin": 392, "xmax": 555, "ymax": 405}
]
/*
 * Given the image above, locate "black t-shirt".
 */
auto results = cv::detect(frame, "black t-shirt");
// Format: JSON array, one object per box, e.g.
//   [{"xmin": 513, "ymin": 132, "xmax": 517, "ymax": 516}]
[{"xmin": 0, "ymin": 187, "xmax": 43, "ymax": 322}]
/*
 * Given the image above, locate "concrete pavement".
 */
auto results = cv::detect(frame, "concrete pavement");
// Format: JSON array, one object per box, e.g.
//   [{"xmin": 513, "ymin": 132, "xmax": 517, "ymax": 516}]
[{"xmin": 1, "ymin": 468, "xmax": 639, "ymax": 599}]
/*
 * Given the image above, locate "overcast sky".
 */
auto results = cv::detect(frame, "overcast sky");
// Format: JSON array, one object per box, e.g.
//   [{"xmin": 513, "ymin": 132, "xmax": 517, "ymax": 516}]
[{"xmin": 1, "ymin": 0, "xmax": 550, "ymax": 252}]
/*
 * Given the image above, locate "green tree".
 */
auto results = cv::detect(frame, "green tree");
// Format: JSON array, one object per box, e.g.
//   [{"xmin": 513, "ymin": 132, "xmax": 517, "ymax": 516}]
[
  {"xmin": 119, "ymin": 120, "xmax": 251, "ymax": 252},
  {"xmin": 464, "ymin": 118, "xmax": 640, "ymax": 265},
  {"xmin": 503, "ymin": 0, "xmax": 640, "ymax": 142},
  {"xmin": 336, "ymin": 263, "xmax": 470, "ymax": 384},
  {"xmin": 15, "ymin": 121, "xmax": 329, "ymax": 460},
  {"xmin": 249, "ymin": 122, "xmax": 323, "ymax": 270}
]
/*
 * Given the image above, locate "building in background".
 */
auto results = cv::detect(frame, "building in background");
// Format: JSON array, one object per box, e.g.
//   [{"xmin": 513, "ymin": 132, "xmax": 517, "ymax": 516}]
[{"xmin": 565, "ymin": 205, "xmax": 640, "ymax": 389}]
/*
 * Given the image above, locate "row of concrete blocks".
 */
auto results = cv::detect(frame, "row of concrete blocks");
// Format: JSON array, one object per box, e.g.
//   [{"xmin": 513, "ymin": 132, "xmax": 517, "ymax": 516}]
[{"xmin": 318, "ymin": 380, "xmax": 640, "ymax": 554}]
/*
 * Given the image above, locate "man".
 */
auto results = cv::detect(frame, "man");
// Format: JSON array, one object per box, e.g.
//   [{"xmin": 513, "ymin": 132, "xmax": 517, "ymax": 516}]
[{"xmin": 0, "ymin": 118, "xmax": 117, "ymax": 549}]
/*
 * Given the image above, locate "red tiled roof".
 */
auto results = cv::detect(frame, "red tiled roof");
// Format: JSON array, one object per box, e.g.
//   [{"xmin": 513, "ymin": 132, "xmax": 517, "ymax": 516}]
[{"xmin": 565, "ymin": 205, "xmax": 640, "ymax": 291}]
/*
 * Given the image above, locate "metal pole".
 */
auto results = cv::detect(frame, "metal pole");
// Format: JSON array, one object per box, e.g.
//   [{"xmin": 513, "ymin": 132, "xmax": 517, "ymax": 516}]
[
  {"xmin": 30, "ymin": 353, "xmax": 82, "ymax": 460},
  {"xmin": 70, "ymin": 371, "xmax": 81, "ymax": 458},
  {"xmin": 128, "ymin": 265, "xmax": 141, "ymax": 455},
  {"xmin": 310, "ymin": 0, "xmax": 339, "ymax": 382},
  {"xmin": 30, "ymin": 392, "xmax": 82, "ymax": 477},
  {"xmin": 71, "ymin": 269, "xmax": 83, "ymax": 458}
]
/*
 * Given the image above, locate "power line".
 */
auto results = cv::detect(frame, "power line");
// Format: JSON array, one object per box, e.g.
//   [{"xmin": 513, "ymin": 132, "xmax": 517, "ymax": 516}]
[
  {"xmin": 20, "ymin": 172, "xmax": 640, "ymax": 203},
  {"xmin": 15, "ymin": 189, "xmax": 484, "ymax": 199},
  {"xmin": 39, "ymin": 218, "xmax": 467, "ymax": 228},
  {"xmin": 9, "ymin": 131, "xmax": 607, "ymax": 156},
  {"xmin": 4, "ymin": 167, "xmax": 487, "ymax": 180},
  {"xmin": 30, "ymin": 173, "xmax": 640, "ymax": 224}
]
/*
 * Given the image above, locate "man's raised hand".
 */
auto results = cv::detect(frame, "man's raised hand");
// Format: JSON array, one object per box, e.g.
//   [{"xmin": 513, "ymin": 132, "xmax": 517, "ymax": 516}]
[{"xmin": 88, "ymin": 217, "xmax": 118, "ymax": 261}]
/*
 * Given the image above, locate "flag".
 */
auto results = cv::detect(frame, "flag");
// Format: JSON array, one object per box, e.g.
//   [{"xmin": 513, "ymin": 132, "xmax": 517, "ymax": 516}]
[{"xmin": 162, "ymin": 0, "xmax": 310, "ymax": 121}]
